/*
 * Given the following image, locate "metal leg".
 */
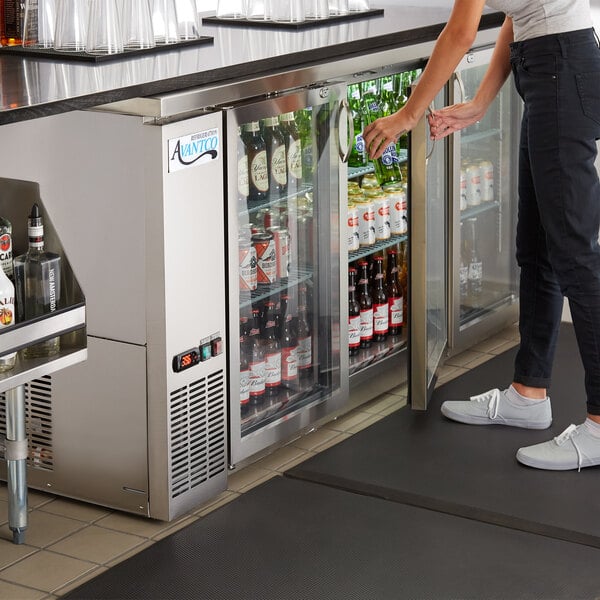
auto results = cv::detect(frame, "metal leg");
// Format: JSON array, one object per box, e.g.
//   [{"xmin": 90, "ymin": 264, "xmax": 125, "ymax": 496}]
[{"xmin": 5, "ymin": 385, "xmax": 28, "ymax": 544}]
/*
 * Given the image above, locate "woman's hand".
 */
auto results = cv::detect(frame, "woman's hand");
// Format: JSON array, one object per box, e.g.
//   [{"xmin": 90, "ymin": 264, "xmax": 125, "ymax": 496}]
[
  {"xmin": 428, "ymin": 100, "xmax": 485, "ymax": 140},
  {"xmin": 363, "ymin": 108, "xmax": 417, "ymax": 160}
]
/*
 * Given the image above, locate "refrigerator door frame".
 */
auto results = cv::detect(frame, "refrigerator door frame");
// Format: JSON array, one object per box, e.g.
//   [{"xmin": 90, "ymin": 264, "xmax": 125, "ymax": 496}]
[
  {"xmin": 448, "ymin": 46, "xmax": 521, "ymax": 354},
  {"xmin": 226, "ymin": 84, "xmax": 348, "ymax": 466}
]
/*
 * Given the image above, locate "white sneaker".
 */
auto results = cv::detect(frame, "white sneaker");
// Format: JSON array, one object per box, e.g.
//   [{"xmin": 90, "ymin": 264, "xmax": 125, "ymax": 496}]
[
  {"xmin": 516, "ymin": 423, "xmax": 600, "ymax": 471},
  {"xmin": 440, "ymin": 387, "xmax": 552, "ymax": 429}
]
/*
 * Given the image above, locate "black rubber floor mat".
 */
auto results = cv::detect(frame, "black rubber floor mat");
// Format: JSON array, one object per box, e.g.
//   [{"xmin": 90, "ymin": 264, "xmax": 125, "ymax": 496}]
[
  {"xmin": 288, "ymin": 323, "xmax": 600, "ymax": 547},
  {"xmin": 64, "ymin": 476, "xmax": 600, "ymax": 599}
]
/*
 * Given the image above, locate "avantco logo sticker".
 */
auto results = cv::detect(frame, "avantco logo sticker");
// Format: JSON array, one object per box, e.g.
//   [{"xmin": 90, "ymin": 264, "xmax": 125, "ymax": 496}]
[{"xmin": 168, "ymin": 128, "xmax": 219, "ymax": 173}]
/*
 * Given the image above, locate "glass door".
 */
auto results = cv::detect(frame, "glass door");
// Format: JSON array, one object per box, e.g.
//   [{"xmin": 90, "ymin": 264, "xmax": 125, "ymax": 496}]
[
  {"xmin": 449, "ymin": 47, "xmax": 521, "ymax": 352},
  {"xmin": 227, "ymin": 85, "xmax": 345, "ymax": 464}
]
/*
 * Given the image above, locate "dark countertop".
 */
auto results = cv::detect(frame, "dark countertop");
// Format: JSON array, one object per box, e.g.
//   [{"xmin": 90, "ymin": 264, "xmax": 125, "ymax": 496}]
[{"xmin": 0, "ymin": 1, "xmax": 505, "ymax": 125}]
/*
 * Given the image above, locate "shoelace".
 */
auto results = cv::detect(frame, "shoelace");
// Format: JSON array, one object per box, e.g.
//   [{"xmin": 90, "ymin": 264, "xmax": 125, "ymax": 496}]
[
  {"xmin": 554, "ymin": 424, "xmax": 583, "ymax": 471},
  {"xmin": 470, "ymin": 388, "xmax": 501, "ymax": 420}
]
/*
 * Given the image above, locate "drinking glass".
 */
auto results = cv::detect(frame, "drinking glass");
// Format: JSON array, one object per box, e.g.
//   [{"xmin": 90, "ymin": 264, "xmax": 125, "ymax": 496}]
[
  {"xmin": 152, "ymin": 0, "xmax": 179, "ymax": 44},
  {"xmin": 305, "ymin": 0, "xmax": 329, "ymax": 19},
  {"xmin": 54, "ymin": 0, "xmax": 89, "ymax": 51},
  {"xmin": 348, "ymin": 0, "xmax": 369, "ymax": 11},
  {"xmin": 175, "ymin": 0, "xmax": 200, "ymax": 39},
  {"xmin": 247, "ymin": 0, "xmax": 271, "ymax": 20},
  {"xmin": 23, "ymin": 0, "xmax": 56, "ymax": 48},
  {"xmin": 86, "ymin": 0, "xmax": 123, "ymax": 54},
  {"xmin": 273, "ymin": 0, "xmax": 304, "ymax": 22},
  {"xmin": 122, "ymin": 0, "xmax": 155, "ymax": 49},
  {"xmin": 216, "ymin": 0, "xmax": 246, "ymax": 19},
  {"xmin": 328, "ymin": 0, "xmax": 348, "ymax": 15}
]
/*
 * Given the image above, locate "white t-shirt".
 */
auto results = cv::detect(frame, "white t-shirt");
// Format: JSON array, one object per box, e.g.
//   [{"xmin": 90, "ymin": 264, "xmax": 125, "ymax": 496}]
[{"xmin": 485, "ymin": 0, "xmax": 593, "ymax": 40}]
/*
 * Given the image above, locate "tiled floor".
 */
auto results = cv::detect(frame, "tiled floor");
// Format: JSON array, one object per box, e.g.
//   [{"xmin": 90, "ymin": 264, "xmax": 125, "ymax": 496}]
[{"xmin": 0, "ymin": 324, "xmax": 520, "ymax": 599}]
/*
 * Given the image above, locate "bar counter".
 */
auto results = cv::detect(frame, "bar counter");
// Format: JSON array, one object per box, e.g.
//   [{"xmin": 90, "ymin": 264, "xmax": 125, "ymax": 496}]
[{"xmin": 0, "ymin": 1, "xmax": 503, "ymax": 125}]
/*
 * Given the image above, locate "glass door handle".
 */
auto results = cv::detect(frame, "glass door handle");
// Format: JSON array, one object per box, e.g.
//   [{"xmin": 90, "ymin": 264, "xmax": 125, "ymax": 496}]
[
  {"xmin": 453, "ymin": 71, "xmax": 466, "ymax": 103},
  {"xmin": 337, "ymin": 97, "xmax": 353, "ymax": 163}
]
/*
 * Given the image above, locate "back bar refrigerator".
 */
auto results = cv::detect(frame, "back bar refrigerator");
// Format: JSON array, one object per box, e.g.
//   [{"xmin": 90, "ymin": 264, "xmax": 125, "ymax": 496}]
[{"xmin": 226, "ymin": 84, "xmax": 348, "ymax": 466}]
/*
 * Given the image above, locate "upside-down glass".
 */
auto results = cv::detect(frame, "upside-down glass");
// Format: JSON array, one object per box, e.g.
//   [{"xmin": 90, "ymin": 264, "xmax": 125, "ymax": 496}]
[
  {"xmin": 23, "ymin": 0, "xmax": 56, "ymax": 48},
  {"xmin": 122, "ymin": 0, "xmax": 155, "ymax": 48},
  {"xmin": 216, "ymin": 0, "xmax": 247, "ymax": 19},
  {"xmin": 247, "ymin": 0, "xmax": 271, "ymax": 20},
  {"xmin": 328, "ymin": 0, "xmax": 348, "ymax": 15},
  {"xmin": 174, "ymin": 0, "xmax": 199, "ymax": 39},
  {"xmin": 86, "ymin": 0, "xmax": 123, "ymax": 54},
  {"xmin": 348, "ymin": 0, "xmax": 369, "ymax": 11},
  {"xmin": 272, "ymin": 0, "xmax": 304, "ymax": 22},
  {"xmin": 54, "ymin": 0, "xmax": 89, "ymax": 51},
  {"xmin": 305, "ymin": 0, "xmax": 329, "ymax": 19},
  {"xmin": 152, "ymin": 0, "xmax": 179, "ymax": 44}
]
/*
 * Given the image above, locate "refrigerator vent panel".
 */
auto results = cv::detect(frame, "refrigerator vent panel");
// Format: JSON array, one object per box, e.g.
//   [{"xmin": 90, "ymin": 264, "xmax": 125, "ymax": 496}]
[
  {"xmin": 0, "ymin": 376, "xmax": 54, "ymax": 471},
  {"xmin": 169, "ymin": 369, "xmax": 226, "ymax": 500}
]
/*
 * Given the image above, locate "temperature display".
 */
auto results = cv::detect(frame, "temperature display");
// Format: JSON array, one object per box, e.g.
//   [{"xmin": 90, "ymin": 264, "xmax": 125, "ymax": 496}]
[{"xmin": 172, "ymin": 348, "xmax": 200, "ymax": 373}]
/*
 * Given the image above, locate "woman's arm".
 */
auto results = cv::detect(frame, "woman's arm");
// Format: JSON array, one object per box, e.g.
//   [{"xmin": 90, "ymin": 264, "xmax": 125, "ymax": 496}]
[
  {"xmin": 363, "ymin": 0, "xmax": 487, "ymax": 159},
  {"xmin": 428, "ymin": 16, "xmax": 514, "ymax": 140}
]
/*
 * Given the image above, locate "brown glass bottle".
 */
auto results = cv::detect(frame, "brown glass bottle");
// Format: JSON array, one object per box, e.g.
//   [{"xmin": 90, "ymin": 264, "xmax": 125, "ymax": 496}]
[
  {"xmin": 348, "ymin": 267, "xmax": 361, "ymax": 355},
  {"xmin": 263, "ymin": 116, "xmax": 287, "ymax": 199},
  {"xmin": 280, "ymin": 294, "xmax": 298, "ymax": 386},
  {"xmin": 248, "ymin": 308, "xmax": 266, "ymax": 403},
  {"xmin": 372, "ymin": 256, "xmax": 389, "ymax": 341},
  {"xmin": 297, "ymin": 285, "xmax": 312, "ymax": 379},
  {"xmin": 280, "ymin": 112, "xmax": 303, "ymax": 194},
  {"xmin": 239, "ymin": 317, "xmax": 251, "ymax": 414},
  {"xmin": 1, "ymin": 0, "xmax": 24, "ymax": 46},
  {"xmin": 357, "ymin": 261, "xmax": 373, "ymax": 348},
  {"xmin": 386, "ymin": 249, "xmax": 403, "ymax": 336},
  {"xmin": 262, "ymin": 301, "xmax": 281, "ymax": 395},
  {"xmin": 244, "ymin": 121, "xmax": 269, "ymax": 204}
]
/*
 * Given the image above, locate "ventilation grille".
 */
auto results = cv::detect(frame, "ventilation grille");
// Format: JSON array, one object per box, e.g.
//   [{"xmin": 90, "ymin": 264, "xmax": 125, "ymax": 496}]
[
  {"xmin": 0, "ymin": 376, "xmax": 54, "ymax": 471},
  {"xmin": 169, "ymin": 369, "xmax": 226, "ymax": 499}
]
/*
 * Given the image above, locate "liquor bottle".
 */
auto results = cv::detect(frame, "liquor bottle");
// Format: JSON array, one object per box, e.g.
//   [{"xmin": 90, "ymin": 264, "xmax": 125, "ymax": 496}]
[
  {"xmin": 0, "ymin": 266, "xmax": 16, "ymax": 372},
  {"xmin": 1, "ymin": 0, "xmax": 24, "ymax": 46},
  {"xmin": 372, "ymin": 256, "xmax": 389, "ymax": 341},
  {"xmin": 296, "ymin": 285, "xmax": 312, "ymax": 379},
  {"xmin": 239, "ymin": 316, "xmax": 251, "ymax": 414},
  {"xmin": 237, "ymin": 126, "xmax": 250, "ymax": 208},
  {"xmin": 0, "ymin": 214, "xmax": 13, "ymax": 280},
  {"xmin": 262, "ymin": 301, "xmax": 281, "ymax": 395},
  {"xmin": 466, "ymin": 217, "xmax": 483, "ymax": 305},
  {"xmin": 14, "ymin": 203, "xmax": 61, "ymax": 358},
  {"xmin": 348, "ymin": 83, "xmax": 366, "ymax": 168},
  {"xmin": 248, "ymin": 308, "xmax": 266, "ymax": 403},
  {"xmin": 386, "ymin": 249, "xmax": 403, "ymax": 336},
  {"xmin": 263, "ymin": 116, "xmax": 287, "ymax": 199},
  {"xmin": 279, "ymin": 112, "xmax": 303, "ymax": 194},
  {"xmin": 362, "ymin": 84, "xmax": 403, "ymax": 187},
  {"xmin": 348, "ymin": 267, "xmax": 361, "ymax": 355},
  {"xmin": 244, "ymin": 121, "xmax": 269, "ymax": 204},
  {"xmin": 280, "ymin": 293, "xmax": 298, "ymax": 386},
  {"xmin": 357, "ymin": 261, "xmax": 373, "ymax": 348}
]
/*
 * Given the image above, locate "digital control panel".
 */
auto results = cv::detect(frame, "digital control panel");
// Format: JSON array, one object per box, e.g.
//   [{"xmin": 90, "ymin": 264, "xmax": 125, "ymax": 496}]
[{"xmin": 172, "ymin": 334, "xmax": 223, "ymax": 373}]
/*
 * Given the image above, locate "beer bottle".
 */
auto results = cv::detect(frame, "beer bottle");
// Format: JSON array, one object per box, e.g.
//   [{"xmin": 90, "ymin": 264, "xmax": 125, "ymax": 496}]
[
  {"xmin": 357, "ymin": 261, "xmax": 373, "ymax": 348},
  {"xmin": 244, "ymin": 121, "xmax": 269, "ymax": 204},
  {"xmin": 386, "ymin": 249, "xmax": 403, "ymax": 336},
  {"xmin": 348, "ymin": 84, "xmax": 366, "ymax": 168},
  {"xmin": 296, "ymin": 109, "xmax": 314, "ymax": 188},
  {"xmin": 459, "ymin": 222, "xmax": 469, "ymax": 304},
  {"xmin": 280, "ymin": 294, "xmax": 298, "ymax": 386},
  {"xmin": 348, "ymin": 267, "xmax": 361, "ymax": 355},
  {"xmin": 237, "ymin": 126, "xmax": 249, "ymax": 208},
  {"xmin": 372, "ymin": 256, "xmax": 389, "ymax": 341},
  {"xmin": 239, "ymin": 317, "xmax": 251, "ymax": 414},
  {"xmin": 264, "ymin": 116, "xmax": 288, "ymax": 199},
  {"xmin": 262, "ymin": 301, "xmax": 281, "ymax": 395},
  {"xmin": 398, "ymin": 241, "xmax": 408, "ymax": 326},
  {"xmin": 280, "ymin": 112, "xmax": 303, "ymax": 194},
  {"xmin": 296, "ymin": 285, "xmax": 313, "ymax": 380},
  {"xmin": 248, "ymin": 308, "xmax": 266, "ymax": 403},
  {"xmin": 467, "ymin": 217, "xmax": 483, "ymax": 305}
]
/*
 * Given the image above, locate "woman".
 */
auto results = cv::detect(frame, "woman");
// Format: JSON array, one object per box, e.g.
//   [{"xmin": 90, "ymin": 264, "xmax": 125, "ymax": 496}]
[{"xmin": 363, "ymin": 0, "xmax": 600, "ymax": 470}]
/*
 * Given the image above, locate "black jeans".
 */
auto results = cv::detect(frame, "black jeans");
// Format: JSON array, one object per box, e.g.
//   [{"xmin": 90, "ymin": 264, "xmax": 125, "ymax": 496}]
[{"xmin": 510, "ymin": 28, "xmax": 600, "ymax": 414}]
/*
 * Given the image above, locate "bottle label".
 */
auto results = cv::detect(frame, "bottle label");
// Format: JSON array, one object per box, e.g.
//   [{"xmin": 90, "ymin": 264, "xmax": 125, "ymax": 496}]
[
  {"xmin": 380, "ymin": 143, "xmax": 398, "ymax": 167},
  {"xmin": 238, "ymin": 155, "xmax": 249, "ymax": 198},
  {"xmin": 359, "ymin": 308, "xmax": 374, "ymax": 340},
  {"xmin": 250, "ymin": 150, "xmax": 269, "ymax": 192},
  {"xmin": 469, "ymin": 261, "xmax": 483, "ymax": 283},
  {"xmin": 287, "ymin": 139, "xmax": 303, "ymax": 181},
  {"xmin": 281, "ymin": 346, "xmax": 298, "ymax": 380},
  {"xmin": 249, "ymin": 360, "xmax": 266, "ymax": 396},
  {"xmin": 264, "ymin": 351, "xmax": 282, "ymax": 387},
  {"xmin": 373, "ymin": 303, "xmax": 389, "ymax": 334},
  {"xmin": 239, "ymin": 246, "xmax": 257, "ymax": 291},
  {"xmin": 0, "ymin": 293, "xmax": 16, "ymax": 362},
  {"xmin": 297, "ymin": 336, "xmax": 312, "ymax": 369},
  {"xmin": 355, "ymin": 133, "xmax": 365, "ymax": 155},
  {"xmin": 349, "ymin": 314, "xmax": 361, "ymax": 348},
  {"xmin": 0, "ymin": 233, "xmax": 13, "ymax": 278},
  {"xmin": 389, "ymin": 297, "xmax": 403, "ymax": 326},
  {"xmin": 240, "ymin": 367, "xmax": 250, "ymax": 404},
  {"xmin": 271, "ymin": 145, "xmax": 288, "ymax": 186}
]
